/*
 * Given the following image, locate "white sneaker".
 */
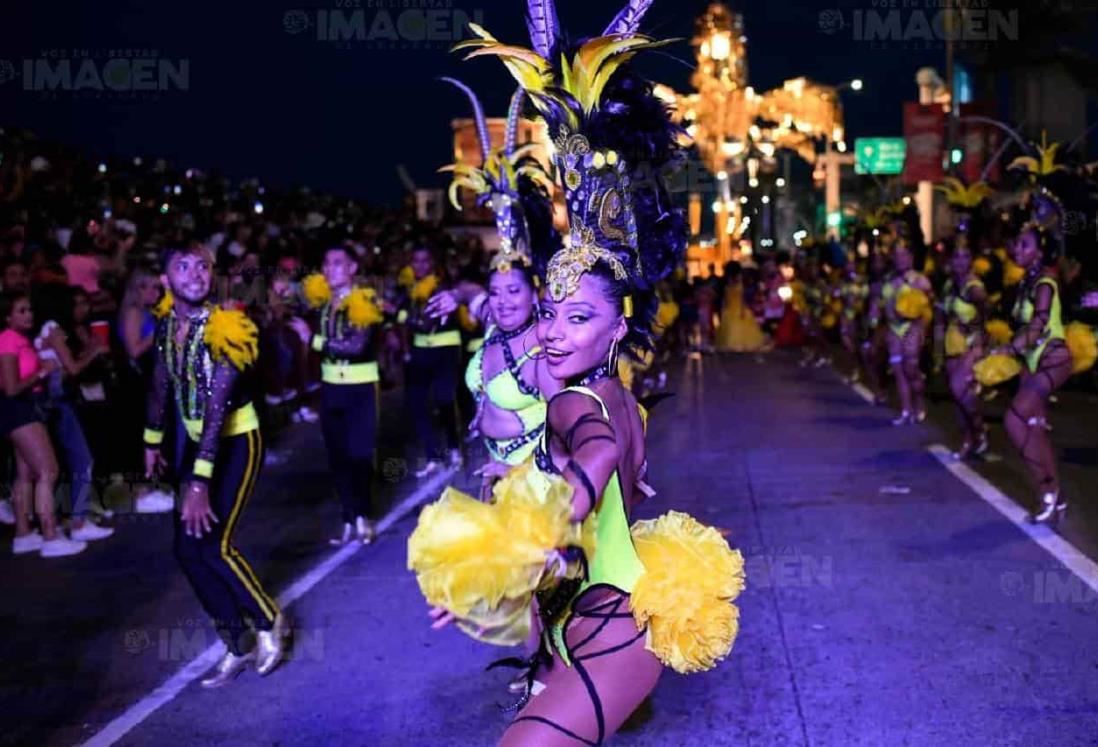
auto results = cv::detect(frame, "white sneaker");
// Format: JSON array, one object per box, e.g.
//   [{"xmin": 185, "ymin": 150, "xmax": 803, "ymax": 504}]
[
  {"xmin": 355, "ymin": 516, "xmax": 377, "ymax": 545},
  {"xmin": 13, "ymin": 532, "xmax": 43, "ymax": 555},
  {"xmin": 135, "ymin": 491, "xmax": 175, "ymax": 513},
  {"xmin": 40, "ymin": 536, "xmax": 87, "ymax": 558},
  {"xmin": 71, "ymin": 522, "xmax": 115, "ymax": 542},
  {"xmin": 0, "ymin": 499, "xmax": 15, "ymax": 525},
  {"xmin": 329, "ymin": 523, "xmax": 353, "ymax": 547},
  {"xmin": 296, "ymin": 406, "xmax": 318, "ymax": 423}
]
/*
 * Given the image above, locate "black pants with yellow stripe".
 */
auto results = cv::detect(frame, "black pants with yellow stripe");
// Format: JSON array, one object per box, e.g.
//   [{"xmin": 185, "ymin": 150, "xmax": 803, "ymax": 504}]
[{"xmin": 173, "ymin": 429, "xmax": 279, "ymax": 655}]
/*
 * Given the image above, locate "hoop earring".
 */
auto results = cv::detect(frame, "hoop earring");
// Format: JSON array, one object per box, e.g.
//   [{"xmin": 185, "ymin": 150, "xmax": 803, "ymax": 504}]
[
  {"xmin": 607, "ymin": 338, "xmax": 619, "ymax": 372},
  {"xmin": 523, "ymin": 328, "xmax": 546, "ymax": 361}
]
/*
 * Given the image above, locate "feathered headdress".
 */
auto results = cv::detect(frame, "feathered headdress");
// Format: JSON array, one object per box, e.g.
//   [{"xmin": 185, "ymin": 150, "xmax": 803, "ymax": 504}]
[
  {"xmin": 453, "ymin": 0, "xmax": 686, "ymax": 349},
  {"xmin": 439, "ymin": 79, "xmax": 554, "ymax": 276},
  {"xmin": 935, "ymin": 177, "xmax": 993, "ymax": 245}
]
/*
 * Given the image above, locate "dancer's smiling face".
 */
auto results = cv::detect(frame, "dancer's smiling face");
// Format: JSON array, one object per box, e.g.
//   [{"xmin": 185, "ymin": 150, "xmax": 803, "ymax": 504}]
[
  {"xmin": 537, "ymin": 272, "xmax": 626, "ymax": 381},
  {"xmin": 162, "ymin": 249, "xmax": 212, "ymax": 307},
  {"xmin": 488, "ymin": 269, "xmax": 535, "ymax": 333}
]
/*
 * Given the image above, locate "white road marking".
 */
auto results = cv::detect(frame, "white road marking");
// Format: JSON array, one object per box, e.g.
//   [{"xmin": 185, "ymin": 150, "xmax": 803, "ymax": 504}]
[
  {"xmin": 79, "ymin": 467, "xmax": 456, "ymax": 747},
  {"xmin": 928, "ymin": 444, "xmax": 1098, "ymax": 596},
  {"xmin": 850, "ymin": 382, "xmax": 875, "ymax": 404}
]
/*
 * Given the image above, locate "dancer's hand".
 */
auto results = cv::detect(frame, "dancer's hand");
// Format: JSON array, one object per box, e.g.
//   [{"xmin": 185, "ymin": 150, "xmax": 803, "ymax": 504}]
[
  {"xmin": 424, "ymin": 291, "xmax": 458, "ymax": 319},
  {"xmin": 144, "ymin": 447, "xmax": 166, "ymax": 479},
  {"xmin": 428, "ymin": 606, "xmax": 455, "ymax": 630},
  {"xmin": 181, "ymin": 482, "xmax": 218, "ymax": 538},
  {"xmin": 473, "ymin": 460, "xmax": 510, "ymax": 481}
]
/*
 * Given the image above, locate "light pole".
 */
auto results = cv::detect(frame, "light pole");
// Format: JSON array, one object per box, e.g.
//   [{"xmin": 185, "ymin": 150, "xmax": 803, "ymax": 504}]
[{"xmin": 822, "ymin": 79, "xmax": 862, "ymax": 239}]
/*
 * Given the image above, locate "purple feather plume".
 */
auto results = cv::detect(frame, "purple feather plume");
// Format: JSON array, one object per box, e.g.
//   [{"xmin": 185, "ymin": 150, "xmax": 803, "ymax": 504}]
[
  {"xmin": 525, "ymin": 0, "xmax": 559, "ymax": 59},
  {"xmin": 440, "ymin": 76, "xmax": 490, "ymax": 165},
  {"xmin": 603, "ymin": 0, "xmax": 653, "ymax": 36},
  {"xmin": 503, "ymin": 88, "xmax": 525, "ymax": 156}
]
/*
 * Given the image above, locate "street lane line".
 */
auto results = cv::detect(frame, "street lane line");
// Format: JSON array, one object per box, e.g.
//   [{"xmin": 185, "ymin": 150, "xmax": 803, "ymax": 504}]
[
  {"xmin": 79, "ymin": 467, "xmax": 456, "ymax": 747},
  {"xmin": 928, "ymin": 444, "xmax": 1098, "ymax": 596},
  {"xmin": 850, "ymin": 382, "xmax": 875, "ymax": 404}
]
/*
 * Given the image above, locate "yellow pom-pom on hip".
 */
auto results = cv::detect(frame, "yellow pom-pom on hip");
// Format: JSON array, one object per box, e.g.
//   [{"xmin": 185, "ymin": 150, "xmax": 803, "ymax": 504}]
[
  {"xmin": 945, "ymin": 324, "xmax": 968, "ymax": 357},
  {"xmin": 974, "ymin": 353, "xmax": 1021, "ymax": 387},
  {"xmin": 985, "ymin": 318, "xmax": 1012, "ymax": 346},
  {"xmin": 630, "ymin": 511, "xmax": 745, "ymax": 674},
  {"xmin": 204, "ymin": 307, "xmax": 259, "ymax": 370},
  {"xmin": 1065, "ymin": 321, "xmax": 1097, "ymax": 375},
  {"xmin": 302, "ymin": 273, "xmax": 331, "ymax": 309},
  {"xmin": 895, "ymin": 286, "xmax": 931, "ymax": 321}
]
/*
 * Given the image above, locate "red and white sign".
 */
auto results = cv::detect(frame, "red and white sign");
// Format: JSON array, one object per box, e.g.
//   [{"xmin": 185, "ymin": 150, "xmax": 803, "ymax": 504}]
[{"xmin": 902, "ymin": 102, "xmax": 945, "ymax": 184}]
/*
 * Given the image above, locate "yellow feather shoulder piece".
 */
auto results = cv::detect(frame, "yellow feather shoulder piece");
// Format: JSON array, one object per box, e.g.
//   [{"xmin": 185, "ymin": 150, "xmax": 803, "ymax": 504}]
[
  {"xmin": 302, "ymin": 273, "xmax": 331, "ymax": 309},
  {"xmin": 1065, "ymin": 321, "xmax": 1097, "ymax": 375},
  {"xmin": 630, "ymin": 511, "xmax": 745, "ymax": 674},
  {"xmin": 152, "ymin": 289, "xmax": 174, "ymax": 319},
  {"xmin": 204, "ymin": 307, "xmax": 259, "ymax": 370},
  {"xmin": 341, "ymin": 287, "xmax": 382, "ymax": 328},
  {"xmin": 974, "ymin": 353, "xmax": 1021, "ymax": 387},
  {"xmin": 397, "ymin": 265, "xmax": 416, "ymax": 289},
  {"xmin": 411, "ymin": 275, "xmax": 440, "ymax": 304}
]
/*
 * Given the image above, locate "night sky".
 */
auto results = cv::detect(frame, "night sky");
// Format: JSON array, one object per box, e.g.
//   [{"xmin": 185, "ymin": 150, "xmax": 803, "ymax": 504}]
[{"xmin": 1, "ymin": 1, "xmax": 1075, "ymax": 205}]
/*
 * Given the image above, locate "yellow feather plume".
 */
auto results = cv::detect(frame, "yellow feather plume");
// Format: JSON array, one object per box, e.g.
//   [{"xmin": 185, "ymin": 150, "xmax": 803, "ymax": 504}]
[
  {"xmin": 974, "ymin": 353, "xmax": 1021, "ymax": 387},
  {"xmin": 985, "ymin": 319, "xmax": 1013, "ymax": 346},
  {"xmin": 934, "ymin": 177, "xmax": 993, "ymax": 208},
  {"xmin": 204, "ymin": 307, "xmax": 259, "ymax": 371},
  {"xmin": 411, "ymin": 275, "xmax": 440, "ymax": 304},
  {"xmin": 1065, "ymin": 321, "xmax": 1097, "ymax": 375},
  {"xmin": 152, "ymin": 289, "xmax": 174, "ymax": 319},
  {"xmin": 340, "ymin": 288, "xmax": 382, "ymax": 328},
  {"xmin": 302, "ymin": 273, "xmax": 331, "ymax": 309},
  {"xmin": 1008, "ymin": 132, "xmax": 1065, "ymax": 177},
  {"xmin": 630, "ymin": 511, "xmax": 745, "ymax": 674}
]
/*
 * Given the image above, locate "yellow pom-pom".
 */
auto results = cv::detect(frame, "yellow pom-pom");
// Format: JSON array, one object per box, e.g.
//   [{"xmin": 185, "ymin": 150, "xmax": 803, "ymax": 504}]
[
  {"xmin": 397, "ymin": 265, "xmax": 416, "ymax": 288},
  {"xmin": 1003, "ymin": 260, "xmax": 1025, "ymax": 287},
  {"xmin": 204, "ymin": 307, "xmax": 259, "ymax": 370},
  {"xmin": 411, "ymin": 275, "xmax": 440, "ymax": 304},
  {"xmin": 152, "ymin": 289, "xmax": 174, "ymax": 319},
  {"xmin": 302, "ymin": 273, "xmax": 331, "ymax": 309},
  {"xmin": 340, "ymin": 288, "xmax": 382, "ymax": 328},
  {"xmin": 944, "ymin": 323, "xmax": 968, "ymax": 357},
  {"xmin": 985, "ymin": 318, "xmax": 1012, "ymax": 346},
  {"xmin": 1065, "ymin": 321, "xmax": 1097, "ymax": 375},
  {"xmin": 630, "ymin": 512, "xmax": 745, "ymax": 674},
  {"xmin": 407, "ymin": 460, "xmax": 592, "ymax": 647},
  {"xmin": 974, "ymin": 353, "xmax": 1021, "ymax": 387},
  {"xmin": 821, "ymin": 312, "xmax": 837, "ymax": 330},
  {"xmin": 973, "ymin": 257, "xmax": 992, "ymax": 277},
  {"xmin": 895, "ymin": 286, "xmax": 931, "ymax": 321}
]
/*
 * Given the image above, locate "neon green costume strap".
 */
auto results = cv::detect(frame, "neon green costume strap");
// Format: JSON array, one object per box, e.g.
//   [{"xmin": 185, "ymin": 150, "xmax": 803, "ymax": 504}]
[{"xmin": 548, "ymin": 385, "xmax": 645, "ymax": 666}]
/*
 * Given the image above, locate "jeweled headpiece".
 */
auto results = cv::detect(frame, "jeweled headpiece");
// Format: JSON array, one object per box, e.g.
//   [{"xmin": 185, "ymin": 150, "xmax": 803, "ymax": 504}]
[
  {"xmin": 438, "ymin": 79, "xmax": 553, "ymax": 276},
  {"xmin": 454, "ymin": 0, "xmax": 677, "ymax": 302}
]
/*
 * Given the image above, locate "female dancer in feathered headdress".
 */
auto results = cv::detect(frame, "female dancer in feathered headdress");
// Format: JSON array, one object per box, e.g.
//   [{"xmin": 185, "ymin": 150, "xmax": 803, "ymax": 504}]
[
  {"xmin": 425, "ymin": 80, "xmax": 562, "ymax": 500},
  {"xmin": 408, "ymin": 2, "xmax": 745, "ymax": 744}
]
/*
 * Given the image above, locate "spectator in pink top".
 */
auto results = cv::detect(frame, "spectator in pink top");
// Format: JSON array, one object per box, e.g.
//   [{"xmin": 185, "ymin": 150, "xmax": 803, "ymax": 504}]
[{"xmin": 0, "ymin": 291, "xmax": 85, "ymax": 557}]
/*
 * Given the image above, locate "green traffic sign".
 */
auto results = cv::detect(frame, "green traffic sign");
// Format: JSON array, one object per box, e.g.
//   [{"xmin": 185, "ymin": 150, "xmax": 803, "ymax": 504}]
[{"xmin": 854, "ymin": 137, "xmax": 906, "ymax": 175}]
